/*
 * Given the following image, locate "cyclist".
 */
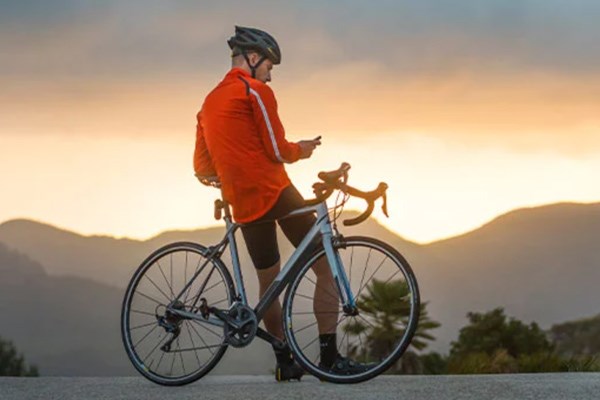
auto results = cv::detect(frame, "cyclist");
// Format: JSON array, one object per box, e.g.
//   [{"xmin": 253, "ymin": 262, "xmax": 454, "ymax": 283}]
[{"xmin": 193, "ymin": 26, "xmax": 344, "ymax": 381}]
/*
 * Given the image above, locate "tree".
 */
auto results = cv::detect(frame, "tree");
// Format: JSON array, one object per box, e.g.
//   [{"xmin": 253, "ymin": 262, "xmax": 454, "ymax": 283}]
[
  {"xmin": 450, "ymin": 308, "xmax": 552, "ymax": 359},
  {"xmin": 550, "ymin": 314, "xmax": 600, "ymax": 357},
  {"xmin": 419, "ymin": 351, "xmax": 447, "ymax": 374},
  {"xmin": 447, "ymin": 308, "xmax": 554, "ymax": 374},
  {"xmin": 344, "ymin": 278, "xmax": 440, "ymax": 373},
  {"xmin": 0, "ymin": 336, "xmax": 39, "ymax": 376}
]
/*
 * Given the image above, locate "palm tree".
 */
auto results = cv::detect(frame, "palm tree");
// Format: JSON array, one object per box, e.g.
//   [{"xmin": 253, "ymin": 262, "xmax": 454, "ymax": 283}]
[{"xmin": 343, "ymin": 278, "xmax": 440, "ymax": 373}]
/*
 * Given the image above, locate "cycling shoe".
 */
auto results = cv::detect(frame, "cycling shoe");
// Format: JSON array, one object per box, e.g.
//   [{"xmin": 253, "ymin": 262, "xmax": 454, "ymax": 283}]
[
  {"xmin": 275, "ymin": 360, "xmax": 305, "ymax": 382},
  {"xmin": 319, "ymin": 355, "xmax": 375, "ymax": 375}
]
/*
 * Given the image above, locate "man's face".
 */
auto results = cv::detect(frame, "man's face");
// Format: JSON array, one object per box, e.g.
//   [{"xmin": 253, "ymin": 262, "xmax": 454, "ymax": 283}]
[{"xmin": 248, "ymin": 52, "xmax": 273, "ymax": 83}]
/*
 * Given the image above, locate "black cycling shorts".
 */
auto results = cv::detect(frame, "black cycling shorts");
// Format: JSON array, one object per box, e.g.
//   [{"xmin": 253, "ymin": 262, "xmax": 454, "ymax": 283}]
[{"xmin": 240, "ymin": 184, "xmax": 317, "ymax": 270}]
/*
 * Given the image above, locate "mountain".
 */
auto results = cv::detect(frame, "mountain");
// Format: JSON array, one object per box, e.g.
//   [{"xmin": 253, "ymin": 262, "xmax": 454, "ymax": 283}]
[
  {"xmin": 0, "ymin": 214, "xmax": 418, "ymax": 294},
  {"xmin": 0, "ymin": 213, "xmax": 419, "ymax": 376},
  {"xmin": 0, "ymin": 219, "xmax": 153, "ymax": 288},
  {"xmin": 0, "ymin": 242, "xmax": 288, "ymax": 376},
  {"xmin": 0, "ymin": 242, "xmax": 128, "ymax": 375},
  {"xmin": 1, "ymin": 201, "xmax": 599, "ymax": 374},
  {"xmin": 418, "ymin": 202, "xmax": 600, "ymax": 351}
]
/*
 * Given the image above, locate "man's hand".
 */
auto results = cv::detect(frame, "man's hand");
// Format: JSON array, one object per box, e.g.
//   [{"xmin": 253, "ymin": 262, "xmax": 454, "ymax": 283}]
[
  {"xmin": 298, "ymin": 137, "xmax": 322, "ymax": 160},
  {"xmin": 195, "ymin": 174, "xmax": 221, "ymax": 188}
]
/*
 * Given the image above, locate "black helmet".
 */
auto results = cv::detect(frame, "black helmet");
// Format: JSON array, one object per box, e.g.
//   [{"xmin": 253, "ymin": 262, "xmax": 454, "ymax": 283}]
[{"xmin": 228, "ymin": 26, "xmax": 281, "ymax": 65}]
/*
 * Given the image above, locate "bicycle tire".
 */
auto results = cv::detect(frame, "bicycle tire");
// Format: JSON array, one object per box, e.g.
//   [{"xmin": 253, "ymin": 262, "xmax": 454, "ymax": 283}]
[
  {"xmin": 283, "ymin": 236, "xmax": 420, "ymax": 383},
  {"xmin": 121, "ymin": 241, "xmax": 235, "ymax": 386}
]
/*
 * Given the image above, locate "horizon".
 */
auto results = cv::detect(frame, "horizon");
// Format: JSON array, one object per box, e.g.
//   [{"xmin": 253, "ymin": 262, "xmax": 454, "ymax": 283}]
[
  {"xmin": 2, "ymin": 1, "xmax": 599, "ymax": 243},
  {"xmin": 1, "ymin": 199, "xmax": 597, "ymax": 245}
]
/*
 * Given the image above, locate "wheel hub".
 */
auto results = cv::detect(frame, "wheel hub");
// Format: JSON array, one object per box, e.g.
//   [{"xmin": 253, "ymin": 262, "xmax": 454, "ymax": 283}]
[
  {"xmin": 343, "ymin": 304, "xmax": 360, "ymax": 316},
  {"xmin": 163, "ymin": 300, "xmax": 186, "ymax": 325}
]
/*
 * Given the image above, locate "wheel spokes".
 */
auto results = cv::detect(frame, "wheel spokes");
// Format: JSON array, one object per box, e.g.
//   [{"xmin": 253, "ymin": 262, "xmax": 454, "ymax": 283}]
[
  {"xmin": 286, "ymin": 239, "xmax": 419, "ymax": 380},
  {"xmin": 124, "ymin": 246, "xmax": 232, "ymax": 382}
]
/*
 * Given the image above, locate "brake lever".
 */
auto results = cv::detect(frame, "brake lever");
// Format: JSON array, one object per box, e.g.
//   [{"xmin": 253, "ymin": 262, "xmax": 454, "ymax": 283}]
[{"xmin": 214, "ymin": 199, "xmax": 223, "ymax": 220}]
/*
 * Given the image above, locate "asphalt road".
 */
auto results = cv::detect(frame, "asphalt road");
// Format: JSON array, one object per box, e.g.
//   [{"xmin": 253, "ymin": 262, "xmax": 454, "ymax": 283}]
[{"xmin": 1, "ymin": 374, "xmax": 598, "ymax": 400}]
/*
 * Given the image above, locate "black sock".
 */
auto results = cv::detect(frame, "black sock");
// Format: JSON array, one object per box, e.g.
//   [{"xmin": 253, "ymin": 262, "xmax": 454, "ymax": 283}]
[
  {"xmin": 319, "ymin": 333, "xmax": 337, "ymax": 367},
  {"xmin": 273, "ymin": 343, "xmax": 293, "ymax": 365}
]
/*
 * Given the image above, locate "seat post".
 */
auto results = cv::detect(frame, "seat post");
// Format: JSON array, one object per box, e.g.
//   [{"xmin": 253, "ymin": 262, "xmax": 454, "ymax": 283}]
[
  {"xmin": 218, "ymin": 192, "xmax": 247, "ymax": 304},
  {"xmin": 222, "ymin": 200, "xmax": 232, "ymax": 221},
  {"xmin": 219, "ymin": 189, "xmax": 233, "ymax": 222}
]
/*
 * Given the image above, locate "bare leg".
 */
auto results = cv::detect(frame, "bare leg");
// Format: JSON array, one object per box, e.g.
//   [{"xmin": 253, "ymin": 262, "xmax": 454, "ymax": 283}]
[
  {"xmin": 257, "ymin": 262, "xmax": 305, "ymax": 378},
  {"xmin": 257, "ymin": 258, "xmax": 339, "ymax": 337},
  {"xmin": 312, "ymin": 257, "xmax": 339, "ymax": 334},
  {"xmin": 256, "ymin": 261, "xmax": 284, "ymax": 340}
]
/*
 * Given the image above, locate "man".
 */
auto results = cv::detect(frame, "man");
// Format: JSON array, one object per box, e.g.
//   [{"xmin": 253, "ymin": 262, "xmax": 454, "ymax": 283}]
[{"xmin": 194, "ymin": 26, "xmax": 341, "ymax": 381}]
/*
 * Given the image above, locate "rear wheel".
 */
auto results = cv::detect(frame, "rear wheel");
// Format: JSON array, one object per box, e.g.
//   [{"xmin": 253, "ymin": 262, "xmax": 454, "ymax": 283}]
[
  {"xmin": 283, "ymin": 236, "xmax": 420, "ymax": 383},
  {"xmin": 121, "ymin": 242, "xmax": 235, "ymax": 386}
]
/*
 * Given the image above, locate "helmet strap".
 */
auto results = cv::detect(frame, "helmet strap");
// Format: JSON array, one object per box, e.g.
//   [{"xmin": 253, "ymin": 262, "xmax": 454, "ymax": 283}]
[{"xmin": 242, "ymin": 50, "xmax": 267, "ymax": 79}]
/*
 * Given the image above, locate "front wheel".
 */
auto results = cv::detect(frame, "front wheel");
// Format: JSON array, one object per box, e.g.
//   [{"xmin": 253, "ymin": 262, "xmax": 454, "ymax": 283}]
[
  {"xmin": 121, "ymin": 242, "xmax": 235, "ymax": 386},
  {"xmin": 283, "ymin": 236, "xmax": 420, "ymax": 383}
]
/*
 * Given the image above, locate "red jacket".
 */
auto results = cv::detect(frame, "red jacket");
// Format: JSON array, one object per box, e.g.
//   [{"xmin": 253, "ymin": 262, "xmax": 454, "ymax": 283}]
[{"xmin": 194, "ymin": 68, "xmax": 301, "ymax": 223}]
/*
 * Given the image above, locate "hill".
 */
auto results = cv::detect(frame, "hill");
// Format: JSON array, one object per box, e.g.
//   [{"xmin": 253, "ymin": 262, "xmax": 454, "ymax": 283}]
[
  {"xmin": 1, "ymin": 202, "xmax": 599, "ymax": 372},
  {"xmin": 0, "ymin": 242, "xmax": 290, "ymax": 376},
  {"xmin": 0, "ymin": 214, "xmax": 418, "ymax": 288},
  {"xmin": 550, "ymin": 314, "xmax": 600, "ymax": 357},
  {"xmin": 419, "ymin": 202, "xmax": 600, "ymax": 350}
]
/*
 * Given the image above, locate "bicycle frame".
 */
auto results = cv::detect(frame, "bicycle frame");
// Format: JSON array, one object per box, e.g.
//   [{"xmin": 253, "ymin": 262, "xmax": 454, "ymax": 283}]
[
  {"xmin": 248, "ymin": 201, "xmax": 356, "ymax": 320},
  {"xmin": 169, "ymin": 199, "xmax": 356, "ymax": 330}
]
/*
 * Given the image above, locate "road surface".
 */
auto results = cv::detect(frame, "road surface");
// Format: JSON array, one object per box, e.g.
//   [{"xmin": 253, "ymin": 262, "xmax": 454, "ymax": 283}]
[{"xmin": 1, "ymin": 373, "xmax": 598, "ymax": 400}]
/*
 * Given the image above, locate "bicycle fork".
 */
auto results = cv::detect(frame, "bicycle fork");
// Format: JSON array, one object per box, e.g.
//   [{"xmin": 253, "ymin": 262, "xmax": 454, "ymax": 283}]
[
  {"xmin": 324, "ymin": 239, "xmax": 358, "ymax": 313},
  {"xmin": 319, "ymin": 218, "xmax": 357, "ymax": 314}
]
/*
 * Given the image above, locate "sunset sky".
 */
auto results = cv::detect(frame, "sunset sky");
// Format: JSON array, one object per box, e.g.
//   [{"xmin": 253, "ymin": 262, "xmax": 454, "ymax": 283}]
[{"xmin": 1, "ymin": 1, "xmax": 599, "ymax": 243}]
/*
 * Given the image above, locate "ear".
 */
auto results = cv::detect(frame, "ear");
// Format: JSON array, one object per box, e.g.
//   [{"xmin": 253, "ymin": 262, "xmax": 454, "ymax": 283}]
[{"xmin": 248, "ymin": 52, "xmax": 261, "ymax": 65}]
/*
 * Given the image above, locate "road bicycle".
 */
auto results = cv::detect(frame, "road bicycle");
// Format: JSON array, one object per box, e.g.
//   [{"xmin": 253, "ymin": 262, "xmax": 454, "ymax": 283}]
[{"xmin": 121, "ymin": 162, "xmax": 420, "ymax": 384}]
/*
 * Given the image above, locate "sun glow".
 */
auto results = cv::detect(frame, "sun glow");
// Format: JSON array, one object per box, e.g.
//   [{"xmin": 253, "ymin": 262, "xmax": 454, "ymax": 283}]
[{"xmin": 2, "ymin": 131, "xmax": 598, "ymax": 244}]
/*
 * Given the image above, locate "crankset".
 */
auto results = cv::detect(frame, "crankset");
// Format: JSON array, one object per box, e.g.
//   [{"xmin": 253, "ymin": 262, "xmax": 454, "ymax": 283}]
[{"xmin": 221, "ymin": 303, "xmax": 258, "ymax": 348}]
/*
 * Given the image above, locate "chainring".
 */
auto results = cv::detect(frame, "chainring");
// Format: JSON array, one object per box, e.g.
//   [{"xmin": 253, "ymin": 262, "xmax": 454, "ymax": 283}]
[{"xmin": 223, "ymin": 303, "xmax": 258, "ymax": 348}]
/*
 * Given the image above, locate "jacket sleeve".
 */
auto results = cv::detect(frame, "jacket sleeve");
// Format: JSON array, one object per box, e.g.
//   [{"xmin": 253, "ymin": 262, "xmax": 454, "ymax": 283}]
[
  {"xmin": 193, "ymin": 110, "xmax": 217, "ymax": 177},
  {"xmin": 248, "ymin": 83, "xmax": 301, "ymax": 164}
]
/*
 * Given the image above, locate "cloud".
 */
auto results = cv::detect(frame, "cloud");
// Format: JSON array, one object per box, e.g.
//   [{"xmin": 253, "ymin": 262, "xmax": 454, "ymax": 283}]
[
  {"xmin": 276, "ymin": 63, "xmax": 600, "ymax": 155},
  {"xmin": 1, "ymin": 1, "xmax": 599, "ymax": 156},
  {"xmin": 2, "ymin": 1, "xmax": 600, "ymax": 78},
  {"xmin": 2, "ymin": 63, "xmax": 598, "ymax": 158},
  {"xmin": 313, "ymin": 0, "xmax": 600, "ymax": 75}
]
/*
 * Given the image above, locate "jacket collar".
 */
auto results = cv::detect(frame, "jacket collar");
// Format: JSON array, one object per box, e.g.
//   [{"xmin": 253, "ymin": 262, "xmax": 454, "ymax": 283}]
[{"xmin": 227, "ymin": 67, "xmax": 252, "ymax": 79}]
